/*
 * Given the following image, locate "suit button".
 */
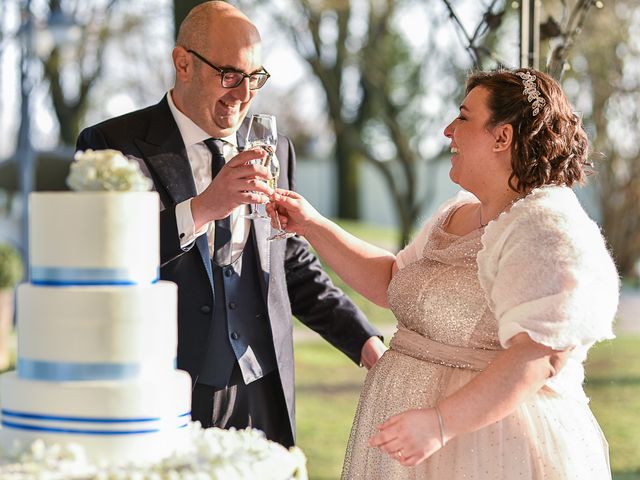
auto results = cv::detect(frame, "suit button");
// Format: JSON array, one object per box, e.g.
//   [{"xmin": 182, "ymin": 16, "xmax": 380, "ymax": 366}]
[
  {"xmin": 200, "ymin": 305, "xmax": 211, "ymax": 314},
  {"xmin": 228, "ymin": 301, "xmax": 237, "ymax": 310},
  {"xmin": 224, "ymin": 268, "xmax": 232, "ymax": 277},
  {"xmin": 230, "ymin": 331, "xmax": 239, "ymax": 340}
]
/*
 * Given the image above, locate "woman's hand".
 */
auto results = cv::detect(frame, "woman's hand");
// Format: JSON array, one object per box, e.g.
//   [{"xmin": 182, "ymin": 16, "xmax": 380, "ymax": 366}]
[
  {"xmin": 266, "ymin": 189, "xmax": 324, "ymax": 237},
  {"xmin": 368, "ymin": 408, "xmax": 445, "ymax": 467}
]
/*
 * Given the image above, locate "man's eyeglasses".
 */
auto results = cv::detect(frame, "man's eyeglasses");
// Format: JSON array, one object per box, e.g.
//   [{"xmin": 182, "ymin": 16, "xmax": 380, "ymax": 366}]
[{"xmin": 186, "ymin": 49, "xmax": 270, "ymax": 90}]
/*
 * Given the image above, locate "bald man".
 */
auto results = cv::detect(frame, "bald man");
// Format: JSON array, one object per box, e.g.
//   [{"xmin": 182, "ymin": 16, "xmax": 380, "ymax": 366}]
[{"xmin": 76, "ymin": 1, "xmax": 385, "ymax": 447}]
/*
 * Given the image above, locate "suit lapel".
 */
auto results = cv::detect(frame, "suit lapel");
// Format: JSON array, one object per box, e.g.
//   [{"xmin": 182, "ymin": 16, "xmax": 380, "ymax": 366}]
[
  {"xmin": 134, "ymin": 97, "xmax": 197, "ymax": 205},
  {"xmin": 135, "ymin": 96, "xmax": 213, "ymax": 288}
]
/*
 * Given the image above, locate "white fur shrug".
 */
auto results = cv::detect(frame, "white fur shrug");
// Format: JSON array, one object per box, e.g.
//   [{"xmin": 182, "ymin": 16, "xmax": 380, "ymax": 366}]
[
  {"xmin": 397, "ymin": 185, "xmax": 620, "ymax": 400},
  {"xmin": 478, "ymin": 186, "xmax": 619, "ymax": 347}
]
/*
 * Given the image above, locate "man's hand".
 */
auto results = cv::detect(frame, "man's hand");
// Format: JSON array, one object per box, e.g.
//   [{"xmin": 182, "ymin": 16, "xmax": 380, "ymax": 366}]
[
  {"xmin": 360, "ymin": 336, "xmax": 387, "ymax": 370},
  {"xmin": 191, "ymin": 148, "xmax": 272, "ymax": 230}
]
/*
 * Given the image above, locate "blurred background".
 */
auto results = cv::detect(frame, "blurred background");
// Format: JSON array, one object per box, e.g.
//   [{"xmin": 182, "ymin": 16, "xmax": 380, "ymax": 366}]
[{"xmin": 0, "ymin": 0, "xmax": 638, "ymax": 478}]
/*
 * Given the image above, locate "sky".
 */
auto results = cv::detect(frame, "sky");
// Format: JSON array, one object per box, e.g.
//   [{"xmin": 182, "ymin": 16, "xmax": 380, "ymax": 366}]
[
  {"xmin": 0, "ymin": 0, "xmax": 528, "ymax": 232},
  {"xmin": 7, "ymin": 0, "xmax": 616, "ymax": 230},
  {"xmin": 0, "ymin": 0, "xmax": 522, "ymax": 162}
]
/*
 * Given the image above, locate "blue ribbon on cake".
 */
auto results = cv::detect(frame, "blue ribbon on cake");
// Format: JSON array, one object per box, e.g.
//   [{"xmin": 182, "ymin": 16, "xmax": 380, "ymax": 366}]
[
  {"xmin": 18, "ymin": 359, "xmax": 140, "ymax": 381},
  {"xmin": 18, "ymin": 358, "xmax": 178, "ymax": 381},
  {"xmin": 1, "ymin": 410, "xmax": 191, "ymax": 435},
  {"xmin": 30, "ymin": 267, "xmax": 160, "ymax": 286}
]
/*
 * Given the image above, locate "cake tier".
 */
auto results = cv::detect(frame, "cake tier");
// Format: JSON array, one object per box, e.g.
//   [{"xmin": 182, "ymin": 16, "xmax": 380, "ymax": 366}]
[
  {"xmin": 29, "ymin": 192, "xmax": 159, "ymax": 285},
  {"xmin": 17, "ymin": 282, "xmax": 177, "ymax": 381},
  {"xmin": 0, "ymin": 370, "xmax": 192, "ymax": 464}
]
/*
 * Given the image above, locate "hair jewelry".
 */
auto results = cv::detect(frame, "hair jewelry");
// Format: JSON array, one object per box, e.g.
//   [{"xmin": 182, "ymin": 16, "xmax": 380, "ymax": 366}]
[{"xmin": 516, "ymin": 70, "xmax": 546, "ymax": 116}]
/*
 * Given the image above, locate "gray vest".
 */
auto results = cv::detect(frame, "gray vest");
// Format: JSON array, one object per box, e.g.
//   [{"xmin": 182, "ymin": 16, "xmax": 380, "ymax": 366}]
[{"xmin": 198, "ymin": 231, "xmax": 277, "ymax": 387}]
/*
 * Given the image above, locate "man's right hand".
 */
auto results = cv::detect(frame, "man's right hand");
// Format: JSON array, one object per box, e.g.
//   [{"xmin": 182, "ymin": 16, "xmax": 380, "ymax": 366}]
[{"xmin": 191, "ymin": 148, "xmax": 272, "ymax": 230}]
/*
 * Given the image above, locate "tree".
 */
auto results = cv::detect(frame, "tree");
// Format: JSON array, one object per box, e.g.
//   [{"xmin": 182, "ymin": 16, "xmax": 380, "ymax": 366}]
[
  {"xmin": 173, "ymin": 0, "xmax": 202, "ymax": 40},
  {"xmin": 570, "ymin": 0, "xmax": 640, "ymax": 280},
  {"xmin": 450, "ymin": 0, "xmax": 640, "ymax": 279},
  {"xmin": 41, "ymin": 0, "xmax": 123, "ymax": 146},
  {"xmin": 243, "ymin": 0, "xmax": 507, "ymax": 247},
  {"xmin": 2, "ymin": 0, "xmax": 171, "ymax": 155},
  {"xmin": 441, "ymin": 0, "xmax": 509, "ymax": 70},
  {"xmin": 542, "ymin": 0, "xmax": 603, "ymax": 80}
]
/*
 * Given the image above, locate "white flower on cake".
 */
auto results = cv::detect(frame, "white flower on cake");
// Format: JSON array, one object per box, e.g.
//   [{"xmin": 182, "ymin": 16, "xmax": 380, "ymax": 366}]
[
  {"xmin": 0, "ymin": 423, "xmax": 308, "ymax": 480},
  {"xmin": 67, "ymin": 149, "xmax": 153, "ymax": 192}
]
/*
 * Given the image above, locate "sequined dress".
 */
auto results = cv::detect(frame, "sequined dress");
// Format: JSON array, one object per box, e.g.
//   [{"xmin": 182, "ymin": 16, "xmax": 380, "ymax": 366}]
[{"xmin": 341, "ymin": 199, "xmax": 612, "ymax": 480}]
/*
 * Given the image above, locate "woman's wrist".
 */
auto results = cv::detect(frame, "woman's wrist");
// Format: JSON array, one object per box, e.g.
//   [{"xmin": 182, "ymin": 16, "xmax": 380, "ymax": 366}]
[
  {"xmin": 302, "ymin": 215, "xmax": 332, "ymax": 242},
  {"xmin": 434, "ymin": 405, "xmax": 447, "ymax": 447}
]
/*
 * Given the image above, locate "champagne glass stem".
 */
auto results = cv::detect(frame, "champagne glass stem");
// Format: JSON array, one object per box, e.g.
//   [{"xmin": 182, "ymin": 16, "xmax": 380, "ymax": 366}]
[{"xmin": 267, "ymin": 159, "xmax": 294, "ymax": 241}]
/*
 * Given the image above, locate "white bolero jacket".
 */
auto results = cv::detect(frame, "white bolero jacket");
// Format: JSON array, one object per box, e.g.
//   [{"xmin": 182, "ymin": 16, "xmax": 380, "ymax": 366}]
[{"xmin": 397, "ymin": 185, "xmax": 620, "ymax": 401}]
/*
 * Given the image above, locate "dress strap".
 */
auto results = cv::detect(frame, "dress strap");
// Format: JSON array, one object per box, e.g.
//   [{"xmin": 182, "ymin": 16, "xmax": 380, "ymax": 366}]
[{"xmin": 389, "ymin": 327, "xmax": 499, "ymax": 371}]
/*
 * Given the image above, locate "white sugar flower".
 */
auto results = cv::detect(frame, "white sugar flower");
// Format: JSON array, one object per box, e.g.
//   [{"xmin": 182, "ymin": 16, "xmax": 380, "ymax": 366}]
[
  {"xmin": 67, "ymin": 149, "xmax": 153, "ymax": 192},
  {"xmin": 0, "ymin": 423, "xmax": 308, "ymax": 479}
]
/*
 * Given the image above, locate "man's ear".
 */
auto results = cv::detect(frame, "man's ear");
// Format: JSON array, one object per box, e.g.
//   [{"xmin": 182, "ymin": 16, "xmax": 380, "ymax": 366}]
[
  {"xmin": 173, "ymin": 46, "xmax": 192, "ymax": 81},
  {"xmin": 492, "ymin": 123, "xmax": 513, "ymax": 152}
]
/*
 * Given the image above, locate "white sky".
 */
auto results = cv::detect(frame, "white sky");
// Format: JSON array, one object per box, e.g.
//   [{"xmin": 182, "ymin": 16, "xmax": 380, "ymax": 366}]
[{"xmin": 0, "ymin": 0, "xmax": 523, "ymax": 161}]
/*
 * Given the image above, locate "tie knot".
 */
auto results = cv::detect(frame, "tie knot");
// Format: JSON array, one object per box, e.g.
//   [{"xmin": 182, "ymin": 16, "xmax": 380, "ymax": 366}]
[
  {"xmin": 204, "ymin": 138, "xmax": 225, "ymax": 155},
  {"xmin": 205, "ymin": 138, "xmax": 226, "ymax": 178}
]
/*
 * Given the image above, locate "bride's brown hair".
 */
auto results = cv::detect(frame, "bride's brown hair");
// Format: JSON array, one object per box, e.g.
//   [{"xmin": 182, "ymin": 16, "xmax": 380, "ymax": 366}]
[{"xmin": 466, "ymin": 68, "xmax": 589, "ymax": 193}]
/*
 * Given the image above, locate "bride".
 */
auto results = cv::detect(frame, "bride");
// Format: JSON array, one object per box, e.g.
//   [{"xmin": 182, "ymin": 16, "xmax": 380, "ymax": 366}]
[{"xmin": 268, "ymin": 68, "xmax": 618, "ymax": 479}]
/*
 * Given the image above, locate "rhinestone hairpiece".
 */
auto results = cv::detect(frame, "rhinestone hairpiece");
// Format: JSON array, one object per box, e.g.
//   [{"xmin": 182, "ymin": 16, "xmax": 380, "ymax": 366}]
[{"xmin": 515, "ymin": 70, "xmax": 546, "ymax": 116}]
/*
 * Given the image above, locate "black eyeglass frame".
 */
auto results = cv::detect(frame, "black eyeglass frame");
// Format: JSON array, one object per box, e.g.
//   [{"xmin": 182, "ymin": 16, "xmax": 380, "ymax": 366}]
[{"xmin": 186, "ymin": 49, "xmax": 270, "ymax": 90}]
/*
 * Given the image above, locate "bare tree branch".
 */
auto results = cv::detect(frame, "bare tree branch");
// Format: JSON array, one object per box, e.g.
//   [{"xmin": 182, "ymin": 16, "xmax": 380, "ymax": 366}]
[
  {"xmin": 441, "ymin": 0, "xmax": 479, "ymax": 67},
  {"xmin": 440, "ymin": 0, "xmax": 508, "ymax": 70},
  {"xmin": 547, "ymin": 0, "xmax": 599, "ymax": 79}
]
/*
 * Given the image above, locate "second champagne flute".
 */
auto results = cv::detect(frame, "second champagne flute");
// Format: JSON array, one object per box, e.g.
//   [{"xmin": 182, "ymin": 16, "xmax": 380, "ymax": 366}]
[{"xmin": 267, "ymin": 155, "xmax": 295, "ymax": 241}]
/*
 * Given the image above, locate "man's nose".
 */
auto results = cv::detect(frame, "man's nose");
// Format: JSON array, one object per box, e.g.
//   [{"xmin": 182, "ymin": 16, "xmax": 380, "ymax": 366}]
[{"xmin": 230, "ymin": 77, "xmax": 252, "ymax": 102}]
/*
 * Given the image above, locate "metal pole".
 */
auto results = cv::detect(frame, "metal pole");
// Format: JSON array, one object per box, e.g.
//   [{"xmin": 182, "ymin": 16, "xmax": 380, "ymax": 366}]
[
  {"xmin": 17, "ymin": 0, "xmax": 35, "ymax": 276},
  {"xmin": 520, "ymin": 0, "xmax": 541, "ymax": 69}
]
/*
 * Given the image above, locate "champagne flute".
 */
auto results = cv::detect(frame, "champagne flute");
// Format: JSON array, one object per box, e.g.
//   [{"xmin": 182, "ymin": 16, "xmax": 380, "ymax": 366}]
[
  {"xmin": 267, "ymin": 155, "xmax": 295, "ymax": 241},
  {"xmin": 243, "ymin": 114, "xmax": 277, "ymax": 220}
]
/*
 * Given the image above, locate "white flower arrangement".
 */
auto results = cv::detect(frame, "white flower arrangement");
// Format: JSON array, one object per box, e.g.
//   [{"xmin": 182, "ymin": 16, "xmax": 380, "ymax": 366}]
[
  {"xmin": 0, "ymin": 423, "xmax": 308, "ymax": 480},
  {"xmin": 67, "ymin": 149, "xmax": 153, "ymax": 192}
]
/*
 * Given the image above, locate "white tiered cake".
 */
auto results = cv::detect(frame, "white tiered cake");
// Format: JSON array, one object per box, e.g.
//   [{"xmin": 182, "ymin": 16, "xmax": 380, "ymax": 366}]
[
  {"xmin": 0, "ymin": 150, "xmax": 307, "ymax": 479},
  {"xmin": 0, "ymin": 190, "xmax": 192, "ymax": 464}
]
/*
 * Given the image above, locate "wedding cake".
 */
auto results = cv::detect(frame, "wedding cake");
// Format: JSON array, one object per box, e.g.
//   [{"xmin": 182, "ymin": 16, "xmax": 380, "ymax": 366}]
[
  {"xmin": 0, "ymin": 150, "xmax": 307, "ymax": 479},
  {"xmin": 0, "ymin": 151, "xmax": 191, "ymax": 464}
]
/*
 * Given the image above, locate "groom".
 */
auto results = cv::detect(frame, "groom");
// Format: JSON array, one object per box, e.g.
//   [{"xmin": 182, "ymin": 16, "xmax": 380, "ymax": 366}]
[{"xmin": 76, "ymin": 1, "xmax": 385, "ymax": 447}]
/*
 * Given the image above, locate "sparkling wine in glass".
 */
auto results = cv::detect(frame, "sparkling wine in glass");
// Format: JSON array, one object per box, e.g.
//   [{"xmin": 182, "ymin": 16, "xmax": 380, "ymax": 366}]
[
  {"xmin": 267, "ymin": 155, "xmax": 295, "ymax": 242},
  {"xmin": 243, "ymin": 114, "xmax": 277, "ymax": 220}
]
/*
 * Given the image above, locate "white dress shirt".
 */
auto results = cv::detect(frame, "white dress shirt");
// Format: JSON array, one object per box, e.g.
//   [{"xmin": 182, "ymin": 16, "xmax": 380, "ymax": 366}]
[{"xmin": 167, "ymin": 90, "xmax": 250, "ymax": 260}]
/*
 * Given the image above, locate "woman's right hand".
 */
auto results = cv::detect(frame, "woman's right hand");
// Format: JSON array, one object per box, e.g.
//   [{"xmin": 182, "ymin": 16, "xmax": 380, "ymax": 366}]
[{"xmin": 267, "ymin": 189, "xmax": 324, "ymax": 237}]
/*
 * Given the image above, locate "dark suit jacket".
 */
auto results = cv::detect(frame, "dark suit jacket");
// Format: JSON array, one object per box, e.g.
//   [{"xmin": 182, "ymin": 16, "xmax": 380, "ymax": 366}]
[{"xmin": 76, "ymin": 95, "xmax": 381, "ymax": 441}]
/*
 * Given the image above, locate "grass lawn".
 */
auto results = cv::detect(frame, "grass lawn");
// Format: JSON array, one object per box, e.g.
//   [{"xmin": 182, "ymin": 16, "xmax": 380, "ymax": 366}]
[
  {"xmin": 585, "ymin": 336, "xmax": 640, "ymax": 479},
  {"xmin": 294, "ymin": 335, "xmax": 640, "ymax": 480}
]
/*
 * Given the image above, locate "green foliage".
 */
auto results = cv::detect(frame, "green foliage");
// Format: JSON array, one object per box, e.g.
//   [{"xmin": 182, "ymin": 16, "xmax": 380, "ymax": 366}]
[{"xmin": 0, "ymin": 244, "xmax": 23, "ymax": 290}]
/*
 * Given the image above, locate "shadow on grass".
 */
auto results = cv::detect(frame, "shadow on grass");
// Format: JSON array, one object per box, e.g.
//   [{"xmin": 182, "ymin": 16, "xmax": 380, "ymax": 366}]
[
  {"xmin": 585, "ymin": 376, "xmax": 640, "ymax": 387},
  {"xmin": 613, "ymin": 472, "xmax": 640, "ymax": 480},
  {"xmin": 296, "ymin": 383, "xmax": 363, "ymax": 394}
]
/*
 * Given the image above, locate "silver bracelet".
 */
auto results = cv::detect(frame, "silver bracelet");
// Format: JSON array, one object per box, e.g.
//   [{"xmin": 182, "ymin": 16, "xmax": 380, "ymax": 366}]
[{"xmin": 434, "ymin": 405, "xmax": 446, "ymax": 447}]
